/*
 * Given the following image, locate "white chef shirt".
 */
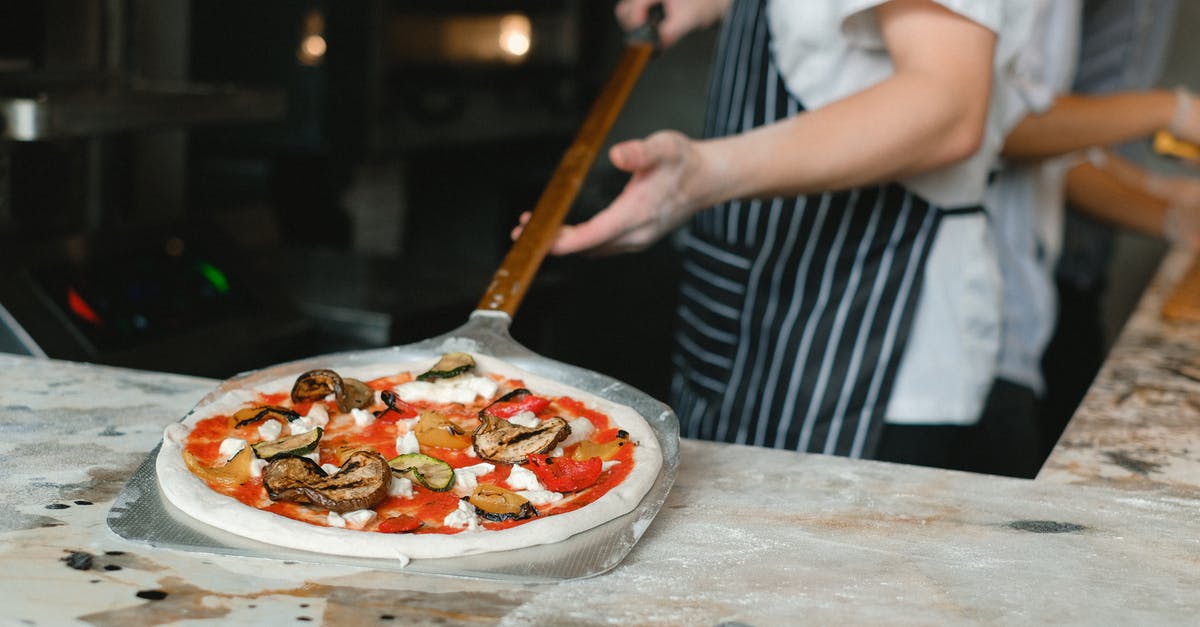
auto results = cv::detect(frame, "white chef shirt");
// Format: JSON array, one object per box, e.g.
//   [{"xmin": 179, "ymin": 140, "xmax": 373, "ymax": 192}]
[
  {"xmin": 986, "ymin": 0, "xmax": 1081, "ymax": 394},
  {"xmin": 764, "ymin": 0, "xmax": 1041, "ymax": 424},
  {"xmin": 767, "ymin": 0, "xmax": 1039, "ymax": 209}
]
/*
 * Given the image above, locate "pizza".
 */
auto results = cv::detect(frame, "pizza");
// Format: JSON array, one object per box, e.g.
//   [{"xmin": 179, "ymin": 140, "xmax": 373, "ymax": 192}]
[{"xmin": 155, "ymin": 352, "xmax": 663, "ymax": 562}]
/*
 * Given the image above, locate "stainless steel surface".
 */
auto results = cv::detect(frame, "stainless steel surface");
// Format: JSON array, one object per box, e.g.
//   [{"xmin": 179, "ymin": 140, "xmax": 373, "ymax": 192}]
[
  {"xmin": 108, "ymin": 311, "xmax": 680, "ymax": 582},
  {"xmin": 0, "ymin": 79, "xmax": 286, "ymax": 141}
]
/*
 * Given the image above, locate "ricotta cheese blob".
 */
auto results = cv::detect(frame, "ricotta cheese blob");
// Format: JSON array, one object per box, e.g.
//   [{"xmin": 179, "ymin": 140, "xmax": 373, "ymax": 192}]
[
  {"xmin": 218, "ymin": 438, "xmax": 246, "ymax": 461},
  {"xmin": 343, "ymin": 509, "xmax": 377, "ymax": 528},
  {"xmin": 452, "ymin": 463, "xmax": 496, "ymax": 495},
  {"xmin": 561, "ymin": 418, "xmax": 595, "ymax": 447},
  {"xmin": 305, "ymin": 404, "xmax": 330, "ymax": 427},
  {"xmin": 350, "ymin": 408, "xmax": 375, "ymax": 427},
  {"xmin": 505, "ymin": 464, "xmax": 543, "ymax": 491},
  {"xmin": 394, "ymin": 431, "xmax": 420, "ymax": 455},
  {"xmin": 518, "ymin": 489, "xmax": 564, "ymax": 507},
  {"xmin": 388, "ymin": 475, "xmax": 414, "ymax": 499},
  {"xmin": 507, "ymin": 411, "xmax": 540, "ymax": 428},
  {"xmin": 442, "ymin": 499, "xmax": 481, "ymax": 531},
  {"xmin": 249, "ymin": 458, "xmax": 270, "ymax": 478},
  {"xmin": 394, "ymin": 375, "xmax": 499, "ymax": 405},
  {"xmin": 257, "ymin": 419, "xmax": 283, "ymax": 441}
]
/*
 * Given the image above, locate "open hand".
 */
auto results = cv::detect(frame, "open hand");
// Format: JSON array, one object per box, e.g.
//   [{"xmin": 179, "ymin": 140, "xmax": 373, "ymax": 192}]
[{"xmin": 513, "ymin": 130, "xmax": 715, "ymax": 255}]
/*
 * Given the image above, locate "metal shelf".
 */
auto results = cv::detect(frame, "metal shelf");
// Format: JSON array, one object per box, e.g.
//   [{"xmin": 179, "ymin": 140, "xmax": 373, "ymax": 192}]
[{"xmin": 0, "ymin": 75, "xmax": 286, "ymax": 141}]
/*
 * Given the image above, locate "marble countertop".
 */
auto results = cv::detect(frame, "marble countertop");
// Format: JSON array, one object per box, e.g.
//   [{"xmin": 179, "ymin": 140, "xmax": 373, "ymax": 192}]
[
  {"xmin": 4, "ymin": 251, "xmax": 1200, "ymax": 625},
  {"xmin": 1040, "ymin": 248, "xmax": 1200, "ymax": 497}
]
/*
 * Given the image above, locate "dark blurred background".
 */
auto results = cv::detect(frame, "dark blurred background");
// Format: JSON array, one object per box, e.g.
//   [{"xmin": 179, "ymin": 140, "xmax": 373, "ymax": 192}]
[
  {"xmin": 3, "ymin": 1, "xmax": 1191, "ymax": 405},
  {"xmin": 0, "ymin": 0, "xmax": 715, "ymax": 402}
]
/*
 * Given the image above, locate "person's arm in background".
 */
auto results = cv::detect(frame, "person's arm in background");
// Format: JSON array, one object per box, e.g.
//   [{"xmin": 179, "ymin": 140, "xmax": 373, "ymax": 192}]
[
  {"xmin": 1065, "ymin": 149, "xmax": 1200, "ymax": 248},
  {"xmin": 1003, "ymin": 89, "xmax": 1200, "ymax": 162},
  {"xmin": 524, "ymin": 0, "xmax": 997, "ymax": 255}
]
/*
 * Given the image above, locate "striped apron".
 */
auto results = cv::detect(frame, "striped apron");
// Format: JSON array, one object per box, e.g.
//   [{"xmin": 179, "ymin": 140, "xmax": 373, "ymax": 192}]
[{"xmin": 669, "ymin": 0, "xmax": 950, "ymax": 458}]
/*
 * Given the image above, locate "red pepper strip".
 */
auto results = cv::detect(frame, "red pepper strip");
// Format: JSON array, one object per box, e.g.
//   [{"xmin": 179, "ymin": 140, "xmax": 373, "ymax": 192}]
[
  {"xmin": 486, "ymin": 390, "xmax": 551, "ymax": 419},
  {"xmin": 527, "ymin": 454, "xmax": 603, "ymax": 492},
  {"xmin": 377, "ymin": 514, "xmax": 422, "ymax": 533}
]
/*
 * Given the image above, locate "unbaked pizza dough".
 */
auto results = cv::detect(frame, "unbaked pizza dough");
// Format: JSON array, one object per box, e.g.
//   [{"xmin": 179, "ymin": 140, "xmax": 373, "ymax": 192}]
[{"xmin": 156, "ymin": 353, "xmax": 663, "ymax": 561}]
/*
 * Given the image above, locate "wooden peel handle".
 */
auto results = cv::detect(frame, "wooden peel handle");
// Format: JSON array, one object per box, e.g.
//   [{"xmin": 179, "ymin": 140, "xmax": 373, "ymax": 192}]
[{"xmin": 477, "ymin": 41, "xmax": 656, "ymax": 317}]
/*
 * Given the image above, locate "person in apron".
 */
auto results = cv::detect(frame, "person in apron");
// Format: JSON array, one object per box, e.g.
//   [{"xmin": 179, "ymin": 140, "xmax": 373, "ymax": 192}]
[{"xmin": 527, "ymin": 0, "xmax": 1031, "ymax": 463}]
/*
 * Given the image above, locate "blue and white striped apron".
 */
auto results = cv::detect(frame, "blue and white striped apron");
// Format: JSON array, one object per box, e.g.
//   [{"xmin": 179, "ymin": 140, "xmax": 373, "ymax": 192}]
[{"xmin": 669, "ymin": 0, "xmax": 956, "ymax": 458}]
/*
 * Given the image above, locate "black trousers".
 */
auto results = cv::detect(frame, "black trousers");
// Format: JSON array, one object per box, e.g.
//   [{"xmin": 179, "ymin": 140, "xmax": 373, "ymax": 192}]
[
  {"xmin": 1039, "ymin": 279, "xmax": 1107, "ymax": 458},
  {"xmin": 875, "ymin": 423, "xmax": 970, "ymax": 471},
  {"xmin": 875, "ymin": 378, "xmax": 1042, "ymax": 478},
  {"xmin": 960, "ymin": 378, "xmax": 1042, "ymax": 478}
]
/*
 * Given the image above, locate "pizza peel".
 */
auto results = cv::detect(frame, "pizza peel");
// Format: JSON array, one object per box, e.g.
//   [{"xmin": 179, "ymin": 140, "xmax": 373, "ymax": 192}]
[{"xmin": 108, "ymin": 9, "xmax": 680, "ymax": 583}]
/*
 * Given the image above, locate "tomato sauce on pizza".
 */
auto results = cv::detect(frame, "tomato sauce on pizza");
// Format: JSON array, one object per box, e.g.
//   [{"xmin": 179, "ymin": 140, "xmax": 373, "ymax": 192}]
[{"xmin": 178, "ymin": 352, "xmax": 640, "ymax": 537}]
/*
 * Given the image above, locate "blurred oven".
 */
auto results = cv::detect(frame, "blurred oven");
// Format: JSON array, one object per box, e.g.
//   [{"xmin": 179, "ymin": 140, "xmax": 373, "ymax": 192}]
[{"xmin": 372, "ymin": 0, "xmax": 604, "ymax": 151}]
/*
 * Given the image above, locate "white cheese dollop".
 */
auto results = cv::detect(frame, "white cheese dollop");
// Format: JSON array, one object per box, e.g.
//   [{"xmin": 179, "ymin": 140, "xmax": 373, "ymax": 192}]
[
  {"xmin": 305, "ymin": 403, "xmax": 330, "ymax": 427},
  {"xmin": 326, "ymin": 511, "xmax": 347, "ymax": 528},
  {"xmin": 518, "ymin": 489, "xmax": 564, "ymax": 507},
  {"xmin": 388, "ymin": 475, "xmax": 414, "ymax": 499},
  {"xmin": 602, "ymin": 460, "xmax": 621, "ymax": 472},
  {"xmin": 303, "ymin": 452, "xmax": 321, "ymax": 463},
  {"xmin": 452, "ymin": 462, "xmax": 496, "ymax": 495},
  {"xmin": 394, "ymin": 431, "xmax": 420, "ymax": 455},
  {"xmin": 394, "ymin": 375, "xmax": 499, "ymax": 405},
  {"xmin": 321, "ymin": 463, "xmax": 340, "ymax": 475},
  {"xmin": 342, "ymin": 509, "xmax": 377, "ymax": 528},
  {"xmin": 505, "ymin": 464, "xmax": 544, "ymax": 491},
  {"xmin": 218, "ymin": 438, "xmax": 246, "ymax": 461},
  {"xmin": 288, "ymin": 417, "xmax": 317, "ymax": 435},
  {"xmin": 507, "ymin": 411, "xmax": 540, "ymax": 428},
  {"xmin": 560, "ymin": 418, "xmax": 596, "ymax": 447},
  {"xmin": 350, "ymin": 408, "xmax": 376, "ymax": 428},
  {"xmin": 442, "ymin": 499, "xmax": 481, "ymax": 531},
  {"xmin": 249, "ymin": 458, "xmax": 270, "ymax": 478},
  {"xmin": 257, "ymin": 419, "xmax": 283, "ymax": 441}
]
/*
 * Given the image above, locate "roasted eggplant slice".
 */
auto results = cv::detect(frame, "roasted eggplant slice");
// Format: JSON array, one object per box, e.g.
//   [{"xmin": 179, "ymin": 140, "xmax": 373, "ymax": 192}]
[
  {"xmin": 341, "ymin": 377, "xmax": 375, "ymax": 411},
  {"xmin": 416, "ymin": 352, "xmax": 475, "ymax": 381},
  {"xmin": 472, "ymin": 414, "xmax": 570, "ymax": 465},
  {"xmin": 262, "ymin": 450, "xmax": 390, "ymax": 513},
  {"xmin": 467, "ymin": 485, "xmax": 537, "ymax": 522},
  {"xmin": 251, "ymin": 427, "xmax": 323, "ymax": 460},
  {"xmin": 230, "ymin": 405, "xmax": 301, "ymax": 428},
  {"xmin": 387, "ymin": 452, "xmax": 455, "ymax": 491},
  {"xmin": 290, "ymin": 369, "xmax": 374, "ymax": 413}
]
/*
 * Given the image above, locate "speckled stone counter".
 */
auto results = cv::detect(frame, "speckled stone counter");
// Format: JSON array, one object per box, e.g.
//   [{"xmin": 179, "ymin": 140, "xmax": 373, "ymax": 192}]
[
  {"xmin": 4, "ymin": 258, "xmax": 1200, "ymax": 626},
  {"xmin": 1041, "ymin": 247, "xmax": 1200, "ymax": 496}
]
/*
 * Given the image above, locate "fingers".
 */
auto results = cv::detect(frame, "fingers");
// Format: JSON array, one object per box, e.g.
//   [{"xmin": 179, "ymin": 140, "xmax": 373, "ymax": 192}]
[
  {"xmin": 548, "ymin": 205, "xmax": 643, "ymax": 256},
  {"xmin": 614, "ymin": 0, "xmax": 701, "ymax": 49},
  {"xmin": 610, "ymin": 131, "xmax": 683, "ymax": 174},
  {"xmin": 614, "ymin": 0, "xmax": 654, "ymax": 31},
  {"xmin": 509, "ymin": 210, "xmax": 630, "ymax": 257}
]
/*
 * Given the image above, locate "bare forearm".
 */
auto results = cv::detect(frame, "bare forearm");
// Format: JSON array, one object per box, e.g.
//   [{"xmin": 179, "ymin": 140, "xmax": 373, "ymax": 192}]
[
  {"xmin": 1004, "ymin": 91, "xmax": 1176, "ymax": 161},
  {"xmin": 692, "ymin": 73, "xmax": 987, "ymax": 204},
  {"xmin": 1065, "ymin": 162, "xmax": 1169, "ymax": 237}
]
